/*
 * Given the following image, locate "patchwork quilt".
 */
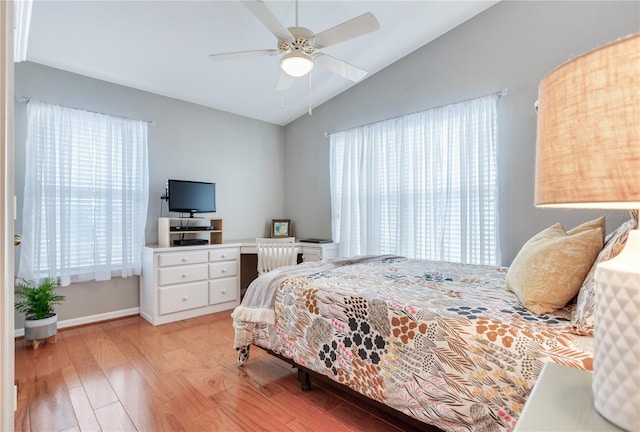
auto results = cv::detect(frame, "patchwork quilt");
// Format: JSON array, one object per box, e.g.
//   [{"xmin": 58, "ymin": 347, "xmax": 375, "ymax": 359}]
[{"xmin": 233, "ymin": 257, "xmax": 593, "ymax": 432}]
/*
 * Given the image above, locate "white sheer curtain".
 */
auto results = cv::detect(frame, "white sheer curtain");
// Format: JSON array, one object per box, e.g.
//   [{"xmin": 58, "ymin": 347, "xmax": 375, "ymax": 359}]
[
  {"xmin": 330, "ymin": 94, "xmax": 500, "ymax": 265},
  {"xmin": 18, "ymin": 101, "xmax": 149, "ymax": 286}
]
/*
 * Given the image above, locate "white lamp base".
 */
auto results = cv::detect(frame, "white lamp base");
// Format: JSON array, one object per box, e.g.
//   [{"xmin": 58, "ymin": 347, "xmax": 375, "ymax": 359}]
[{"xmin": 593, "ymin": 229, "xmax": 640, "ymax": 431}]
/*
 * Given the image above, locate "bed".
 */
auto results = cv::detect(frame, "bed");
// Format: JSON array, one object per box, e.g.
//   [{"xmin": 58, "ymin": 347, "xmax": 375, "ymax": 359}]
[{"xmin": 231, "ymin": 215, "xmax": 636, "ymax": 432}]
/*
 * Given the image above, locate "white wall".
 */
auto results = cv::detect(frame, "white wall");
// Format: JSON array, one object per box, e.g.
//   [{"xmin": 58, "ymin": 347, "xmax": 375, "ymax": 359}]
[
  {"xmin": 283, "ymin": 0, "xmax": 639, "ymax": 265},
  {"xmin": 13, "ymin": 62, "xmax": 284, "ymax": 327}
]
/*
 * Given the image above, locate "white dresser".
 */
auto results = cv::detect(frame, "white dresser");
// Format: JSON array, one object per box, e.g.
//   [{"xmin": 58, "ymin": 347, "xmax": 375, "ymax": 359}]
[
  {"xmin": 141, "ymin": 240, "xmax": 340, "ymax": 325},
  {"xmin": 140, "ymin": 244, "xmax": 240, "ymax": 325}
]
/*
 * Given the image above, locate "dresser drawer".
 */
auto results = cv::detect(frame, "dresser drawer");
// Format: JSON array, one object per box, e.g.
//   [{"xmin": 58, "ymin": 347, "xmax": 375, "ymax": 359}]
[
  {"xmin": 158, "ymin": 251, "xmax": 208, "ymax": 267},
  {"xmin": 209, "ymin": 278, "xmax": 237, "ymax": 305},
  {"xmin": 209, "ymin": 261, "xmax": 238, "ymax": 279},
  {"xmin": 159, "ymin": 281, "xmax": 208, "ymax": 315},
  {"xmin": 209, "ymin": 248, "xmax": 239, "ymax": 262},
  {"xmin": 158, "ymin": 264, "xmax": 208, "ymax": 286}
]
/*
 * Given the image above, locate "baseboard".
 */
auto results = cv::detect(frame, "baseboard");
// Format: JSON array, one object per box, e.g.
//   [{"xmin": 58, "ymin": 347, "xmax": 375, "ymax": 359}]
[{"xmin": 14, "ymin": 307, "xmax": 140, "ymax": 338}]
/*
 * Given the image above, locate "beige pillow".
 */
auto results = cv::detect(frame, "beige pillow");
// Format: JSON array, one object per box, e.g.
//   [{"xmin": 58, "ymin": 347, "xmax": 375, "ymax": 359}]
[
  {"xmin": 567, "ymin": 216, "xmax": 605, "ymax": 241},
  {"xmin": 506, "ymin": 222, "xmax": 603, "ymax": 315}
]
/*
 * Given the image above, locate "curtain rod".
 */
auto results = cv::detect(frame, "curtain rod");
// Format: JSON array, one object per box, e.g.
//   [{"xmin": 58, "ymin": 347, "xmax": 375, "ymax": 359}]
[
  {"xmin": 324, "ymin": 88, "xmax": 507, "ymax": 138},
  {"xmin": 15, "ymin": 94, "xmax": 157, "ymax": 126}
]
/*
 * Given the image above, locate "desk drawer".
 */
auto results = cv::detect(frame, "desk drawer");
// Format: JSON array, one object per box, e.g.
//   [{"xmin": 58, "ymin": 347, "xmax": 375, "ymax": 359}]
[
  {"xmin": 209, "ymin": 261, "xmax": 237, "ymax": 279},
  {"xmin": 209, "ymin": 278, "xmax": 237, "ymax": 305},
  {"xmin": 158, "ymin": 251, "xmax": 208, "ymax": 267},
  {"xmin": 158, "ymin": 264, "xmax": 208, "ymax": 286},
  {"xmin": 302, "ymin": 250, "xmax": 322, "ymax": 262},
  {"xmin": 209, "ymin": 248, "xmax": 239, "ymax": 262},
  {"xmin": 159, "ymin": 281, "xmax": 208, "ymax": 315}
]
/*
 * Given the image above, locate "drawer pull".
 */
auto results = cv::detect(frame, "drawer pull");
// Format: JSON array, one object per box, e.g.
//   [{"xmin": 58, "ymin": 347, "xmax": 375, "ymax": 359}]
[
  {"xmin": 182, "ymin": 273, "xmax": 188, "ymax": 278},
  {"xmin": 182, "ymin": 296, "xmax": 188, "ymax": 301},
  {"xmin": 182, "ymin": 257, "xmax": 188, "ymax": 262},
  {"xmin": 222, "ymin": 290, "xmax": 227, "ymax": 294},
  {"xmin": 220, "ymin": 254, "xmax": 226, "ymax": 259},
  {"xmin": 221, "ymin": 268, "xmax": 226, "ymax": 273}
]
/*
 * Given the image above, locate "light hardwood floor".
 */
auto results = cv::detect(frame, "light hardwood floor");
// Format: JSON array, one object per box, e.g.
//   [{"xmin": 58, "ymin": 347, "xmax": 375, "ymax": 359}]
[{"xmin": 14, "ymin": 311, "xmax": 421, "ymax": 431}]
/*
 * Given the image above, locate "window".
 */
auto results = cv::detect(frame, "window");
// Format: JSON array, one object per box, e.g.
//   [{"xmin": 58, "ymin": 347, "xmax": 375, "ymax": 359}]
[
  {"xmin": 18, "ymin": 101, "xmax": 149, "ymax": 286},
  {"xmin": 330, "ymin": 94, "xmax": 500, "ymax": 265}
]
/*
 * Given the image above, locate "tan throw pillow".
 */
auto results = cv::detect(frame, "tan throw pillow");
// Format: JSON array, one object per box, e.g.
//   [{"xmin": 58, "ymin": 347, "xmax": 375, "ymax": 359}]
[
  {"xmin": 506, "ymin": 222, "xmax": 604, "ymax": 315},
  {"xmin": 567, "ymin": 216, "xmax": 605, "ymax": 241}
]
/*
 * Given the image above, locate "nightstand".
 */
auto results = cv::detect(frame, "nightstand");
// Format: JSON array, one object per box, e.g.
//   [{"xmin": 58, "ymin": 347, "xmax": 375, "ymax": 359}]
[{"xmin": 515, "ymin": 362, "xmax": 623, "ymax": 431}]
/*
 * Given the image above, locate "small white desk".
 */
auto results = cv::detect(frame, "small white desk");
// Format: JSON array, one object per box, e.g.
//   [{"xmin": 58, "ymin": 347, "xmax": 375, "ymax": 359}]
[
  {"xmin": 225, "ymin": 239, "xmax": 339, "ymax": 296},
  {"xmin": 226, "ymin": 238, "xmax": 338, "ymax": 262},
  {"xmin": 515, "ymin": 362, "xmax": 623, "ymax": 431}
]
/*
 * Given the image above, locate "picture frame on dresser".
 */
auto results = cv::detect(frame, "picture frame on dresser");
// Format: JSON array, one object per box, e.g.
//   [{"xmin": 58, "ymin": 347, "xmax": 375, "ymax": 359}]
[{"xmin": 271, "ymin": 219, "xmax": 291, "ymax": 238}]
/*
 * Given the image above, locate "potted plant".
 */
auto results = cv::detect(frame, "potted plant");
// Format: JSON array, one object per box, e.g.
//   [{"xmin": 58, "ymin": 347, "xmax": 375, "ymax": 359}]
[{"xmin": 15, "ymin": 277, "xmax": 65, "ymax": 348}]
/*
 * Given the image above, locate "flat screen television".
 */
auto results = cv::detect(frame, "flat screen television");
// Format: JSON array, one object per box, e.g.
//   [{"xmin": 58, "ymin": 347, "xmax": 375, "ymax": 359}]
[{"xmin": 168, "ymin": 179, "xmax": 216, "ymax": 217}]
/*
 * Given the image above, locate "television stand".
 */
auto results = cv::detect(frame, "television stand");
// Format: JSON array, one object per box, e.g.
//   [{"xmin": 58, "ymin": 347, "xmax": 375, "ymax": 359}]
[{"xmin": 158, "ymin": 217, "xmax": 223, "ymax": 248}]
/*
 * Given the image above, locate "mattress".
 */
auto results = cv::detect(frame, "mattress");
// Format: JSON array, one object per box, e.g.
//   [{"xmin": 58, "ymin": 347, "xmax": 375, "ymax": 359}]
[{"xmin": 232, "ymin": 256, "xmax": 593, "ymax": 431}]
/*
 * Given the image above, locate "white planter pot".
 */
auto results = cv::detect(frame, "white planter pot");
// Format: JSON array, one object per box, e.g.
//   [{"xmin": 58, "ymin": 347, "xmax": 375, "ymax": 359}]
[{"xmin": 24, "ymin": 314, "xmax": 58, "ymax": 340}]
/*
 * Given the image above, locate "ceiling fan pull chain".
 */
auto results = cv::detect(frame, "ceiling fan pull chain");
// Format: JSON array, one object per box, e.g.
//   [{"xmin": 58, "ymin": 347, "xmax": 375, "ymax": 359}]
[
  {"xmin": 308, "ymin": 72, "xmax": 313, "ymax": 116},
  {"xmin": 281, "ymin": 93, "xmax": 285, "ymax": 110}
]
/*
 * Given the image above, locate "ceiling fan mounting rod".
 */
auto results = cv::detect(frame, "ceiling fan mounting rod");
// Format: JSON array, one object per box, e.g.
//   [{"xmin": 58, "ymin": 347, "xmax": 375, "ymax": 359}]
[{"xmin": 279, "ymin": 27, "xmax": 315, "ymax": 55}]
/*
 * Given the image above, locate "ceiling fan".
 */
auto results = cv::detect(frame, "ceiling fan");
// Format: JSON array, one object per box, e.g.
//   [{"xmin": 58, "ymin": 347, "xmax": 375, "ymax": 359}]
[{"xmin": 209, "ymin": 0, "xmax": 380, "ymax": 92}]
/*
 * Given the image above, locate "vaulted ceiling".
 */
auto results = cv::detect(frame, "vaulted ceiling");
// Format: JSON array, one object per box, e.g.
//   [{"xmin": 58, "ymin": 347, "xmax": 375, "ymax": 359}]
[{"xmin": 25, "ymin": 1, "xmax": 498, "ymax": 126}]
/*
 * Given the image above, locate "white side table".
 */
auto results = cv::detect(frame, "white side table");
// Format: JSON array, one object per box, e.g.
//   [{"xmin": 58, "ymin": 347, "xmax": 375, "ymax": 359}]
[{"xmin": 515, "ymin": 362, "xmax": 624, "ymax": 431}]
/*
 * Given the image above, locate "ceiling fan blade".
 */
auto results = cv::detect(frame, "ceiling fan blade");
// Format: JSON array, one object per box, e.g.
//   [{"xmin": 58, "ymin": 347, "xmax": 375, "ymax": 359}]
[
  {"xmin": 312, "ymin": 12, "xmax": 380, "ymax": 49},
  {"xmin": 241, "ymin": 0, "xmax": 293, "ymax": 42},
  {"xmin": 315, "ymin": 53, "xmax": 368, "ymax": 82},
  {"xmin": 208, "ymin": 49, "xmax": 279, "ymax": 61},
  {"xmin": 275, "ymin": 71, "xmax": 295, "ymax": 92}
]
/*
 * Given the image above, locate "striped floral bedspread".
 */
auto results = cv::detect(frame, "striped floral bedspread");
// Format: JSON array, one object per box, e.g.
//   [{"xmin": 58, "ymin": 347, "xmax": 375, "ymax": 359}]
[{"xmin": 233, "ymin": 257, "xmax": 593, "ymax": 432}]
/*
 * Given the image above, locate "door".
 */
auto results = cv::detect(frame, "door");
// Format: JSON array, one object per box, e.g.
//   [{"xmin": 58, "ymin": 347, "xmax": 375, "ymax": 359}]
[{"xmin": 1, "ymin": 1, "xmax": 16, "ymax": 430}]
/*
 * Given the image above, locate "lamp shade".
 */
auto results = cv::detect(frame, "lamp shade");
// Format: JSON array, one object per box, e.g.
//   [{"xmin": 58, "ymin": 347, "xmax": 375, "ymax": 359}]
[
  {"xmin": 536, "ymin": 33, "xmax": 640, "ymax": 432},
  {"xmin": 280, "ymin": 52, "xmax": 314, "ymax": 77},
  {"xmin": 535, "ymin": 34, "xmax": 640, "ymax": 208}
]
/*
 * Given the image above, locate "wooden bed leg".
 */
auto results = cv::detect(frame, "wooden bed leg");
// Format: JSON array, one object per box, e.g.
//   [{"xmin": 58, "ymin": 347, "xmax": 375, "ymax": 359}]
[{"xmin": 298, "ymin": 369, "xmax": 311, "ymax": 391}]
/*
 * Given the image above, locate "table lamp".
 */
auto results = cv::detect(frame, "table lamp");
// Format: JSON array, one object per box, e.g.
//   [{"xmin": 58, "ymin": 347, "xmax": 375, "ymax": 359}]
[{"xmin": 535, "ymin": 33, "xmax": 640, "ymax": 431}]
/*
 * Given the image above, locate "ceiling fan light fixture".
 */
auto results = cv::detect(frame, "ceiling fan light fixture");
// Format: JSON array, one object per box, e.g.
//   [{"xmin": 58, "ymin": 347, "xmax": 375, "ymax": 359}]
[{"xmin": 280, "ymin": 52, "xmax": 314, "ymax": 77}]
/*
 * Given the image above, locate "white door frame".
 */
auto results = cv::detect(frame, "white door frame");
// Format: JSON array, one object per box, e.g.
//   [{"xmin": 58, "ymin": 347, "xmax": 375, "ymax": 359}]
[{"xmin": 1, "ymin": 1, "xmax": 16, "ymax": 430}]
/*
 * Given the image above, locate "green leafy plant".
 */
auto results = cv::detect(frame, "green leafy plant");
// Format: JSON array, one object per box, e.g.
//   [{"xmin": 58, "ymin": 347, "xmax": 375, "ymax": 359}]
[{"xmin": 15, "ymin": 277, "xmax": 66, "ymax": 320}]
